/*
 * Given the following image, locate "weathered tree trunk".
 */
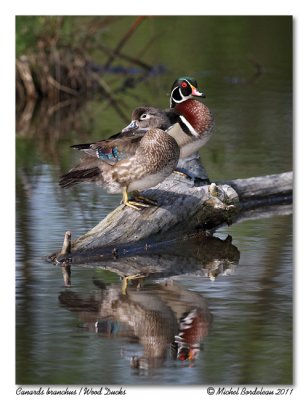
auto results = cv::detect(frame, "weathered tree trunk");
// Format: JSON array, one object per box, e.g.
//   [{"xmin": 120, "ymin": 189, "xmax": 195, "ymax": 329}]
[
  {"xmin": 222, "ymin": 171, "xmax": 293, "ymax": 207},
  {"xmin": 68, "ymin": 180, "xmax": 239, "ymax": 252},
  {"xmin": 49, "ymin": 171, "xmax": 292, "ymax": 266}
]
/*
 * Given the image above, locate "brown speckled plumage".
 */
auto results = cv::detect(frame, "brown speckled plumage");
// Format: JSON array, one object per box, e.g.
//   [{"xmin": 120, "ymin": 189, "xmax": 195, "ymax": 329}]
[
  {"xmin": 105, "ymin": 129, "xmax": 180, "ymax": 193},
  {"xmin": 59, "ymin": 128, "xmax": 180, "ymax": 209},
  {"xmin": 175, "ymin": 99, "xmax": 213, "ymax": 135}
]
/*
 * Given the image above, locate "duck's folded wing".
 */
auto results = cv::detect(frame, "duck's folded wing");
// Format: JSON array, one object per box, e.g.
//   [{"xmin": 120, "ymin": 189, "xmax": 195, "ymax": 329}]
[{"xmin": 71, "ymin": 133, "xmax": 144, "ymax": 163}]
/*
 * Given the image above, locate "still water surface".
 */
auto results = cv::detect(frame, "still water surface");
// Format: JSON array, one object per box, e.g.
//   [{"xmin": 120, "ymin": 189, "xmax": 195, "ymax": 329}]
[{"xmin": 16, "ymin": 16, "xmax": 292, "ymax": 385}]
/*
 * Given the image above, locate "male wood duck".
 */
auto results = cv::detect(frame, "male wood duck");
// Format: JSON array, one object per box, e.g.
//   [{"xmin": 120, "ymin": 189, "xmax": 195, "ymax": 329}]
[
  {"xmin": 122, "ymin": 76, "xmax": 214, "ymax": 159},
  {"xmin": 172, "ymin": 308, "xmax": 208, "ymax": 361},
  {"xmin": 59, "ymin": 126, "xmax": 180, "ymax": 210}
]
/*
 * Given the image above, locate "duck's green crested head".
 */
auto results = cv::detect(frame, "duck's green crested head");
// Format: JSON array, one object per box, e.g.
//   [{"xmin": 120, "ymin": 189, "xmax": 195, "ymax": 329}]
[
  {"xmin": 173, "ymin": 76, "xmax": 198, "ymax": 89},
  {"xmin": 170, "ymin": 76, "xmax": 205, "ymax": 108}
]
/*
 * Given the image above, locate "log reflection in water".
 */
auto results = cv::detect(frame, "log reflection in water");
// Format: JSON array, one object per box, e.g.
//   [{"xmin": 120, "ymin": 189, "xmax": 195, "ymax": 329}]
[
  {"xmin": 59, "ymin": 279, "xmax": 212, "ymax": 370},
  {"xmin": 54, "ymin": 232, "xmax": 240, "ymax": 282}
]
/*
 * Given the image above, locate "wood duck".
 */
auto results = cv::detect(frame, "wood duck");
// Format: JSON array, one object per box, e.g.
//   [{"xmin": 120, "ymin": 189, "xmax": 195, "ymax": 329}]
[
  {"xmin": 59, "ymin": 126, "xmax": 180, "ymax": 210},
  {"xmin": 122, "ymin": 76, "xmax": 214, "ymax": 159},
  {"xmin": 59, "ymin": 77, "xmax": 212, "ymax": 209}
]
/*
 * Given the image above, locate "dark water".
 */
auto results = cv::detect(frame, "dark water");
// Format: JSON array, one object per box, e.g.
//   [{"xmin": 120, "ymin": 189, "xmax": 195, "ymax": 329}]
[{"xmin": 16, "ymin": 16, "xmax": 293, "ymax": 385}]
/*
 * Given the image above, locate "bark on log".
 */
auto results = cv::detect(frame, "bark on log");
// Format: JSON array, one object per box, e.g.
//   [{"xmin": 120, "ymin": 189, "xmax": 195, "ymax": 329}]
[{"xmin": 223, "ymin": 171, "xmax": 293, "ymax": 208}]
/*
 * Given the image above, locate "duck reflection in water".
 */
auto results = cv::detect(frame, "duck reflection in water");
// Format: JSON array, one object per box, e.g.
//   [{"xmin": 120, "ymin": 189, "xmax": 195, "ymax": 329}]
[
  {"xmin": 57, "ymin": 233, "xmax": 240, "ymax": 370},
  {"xmin": 59, "ymin": 279, "xmax": 212, "ymax": 370}
]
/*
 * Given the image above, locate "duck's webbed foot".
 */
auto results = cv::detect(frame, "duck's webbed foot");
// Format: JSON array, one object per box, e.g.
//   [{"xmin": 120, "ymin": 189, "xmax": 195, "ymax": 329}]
[
  {"xmin": 132, "ymin": 191, "xmax": 158, "ymax": 206},
  {"xmin": 122, "ymin": 188, "xmax": 153, "ymax": 210}
]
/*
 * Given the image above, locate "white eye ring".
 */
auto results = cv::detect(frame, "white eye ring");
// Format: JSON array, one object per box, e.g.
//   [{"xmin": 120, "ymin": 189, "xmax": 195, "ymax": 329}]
[{"xmin": 140, "ymin": 113, "xmax": 149, "ymax": 120}]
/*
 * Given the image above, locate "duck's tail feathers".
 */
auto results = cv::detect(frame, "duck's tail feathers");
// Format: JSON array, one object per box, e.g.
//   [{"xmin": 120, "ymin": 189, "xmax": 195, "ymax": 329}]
[
  {"xmin": 59, "ymin": 166, "xmax": 101, "ymax": 188},
  {"xmin": 71, "ymin": 143, "xmax": 99, "ymax": 158},
  {"xmin": 71, "ymin": 143, "xmax": 92, "ymax": 150}
]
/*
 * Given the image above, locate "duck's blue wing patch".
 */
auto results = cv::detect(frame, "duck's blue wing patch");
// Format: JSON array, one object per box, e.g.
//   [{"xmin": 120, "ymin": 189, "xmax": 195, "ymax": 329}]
[{"xmin": 96, "ymin": 146, "xmax": 126, "ymax": 161}]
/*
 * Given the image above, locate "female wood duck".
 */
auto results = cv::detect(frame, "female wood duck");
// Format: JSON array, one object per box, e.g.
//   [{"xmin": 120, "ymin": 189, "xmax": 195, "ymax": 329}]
[
  {"xmin": 122, "ymin": 76, "xmax": 214, "ymax": 159},
  {"xmin": 59, "ymin": 126, "xmax": 180, "ymax": 210}
]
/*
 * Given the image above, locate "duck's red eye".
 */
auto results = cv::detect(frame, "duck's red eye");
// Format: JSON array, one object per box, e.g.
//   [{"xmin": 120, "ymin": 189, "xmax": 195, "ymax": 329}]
[{"xmin": 181, "ymin": 82, "xmax": 188, "ymax": 88}]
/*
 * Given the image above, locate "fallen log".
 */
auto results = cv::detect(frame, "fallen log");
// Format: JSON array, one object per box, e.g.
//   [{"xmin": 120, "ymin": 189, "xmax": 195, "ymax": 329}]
[
  {"xmin": 63, "ymin": 178, "xmax": 239, "ymax": 253},
  {"xmin": 49, "ymin": 170, "xmax": 292, "ymax": 265},
  {"xmin": 222, "ymin": 171, "xmax": 293, "ymax": 209}
]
